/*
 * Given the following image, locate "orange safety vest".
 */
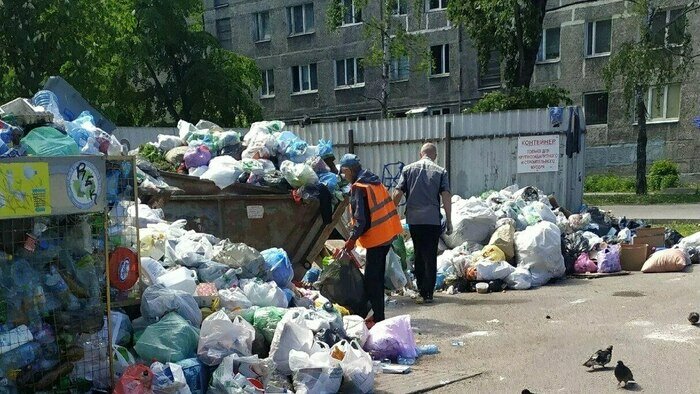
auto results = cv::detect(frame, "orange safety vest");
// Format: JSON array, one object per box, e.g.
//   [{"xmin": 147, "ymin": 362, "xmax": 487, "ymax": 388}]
[{"xmin": 351, "ymin": 182, "xmax": 402, "ymax": 249}]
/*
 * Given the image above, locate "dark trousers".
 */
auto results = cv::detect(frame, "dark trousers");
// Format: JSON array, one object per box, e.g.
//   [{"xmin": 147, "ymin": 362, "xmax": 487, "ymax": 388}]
[
  {"xmin": 364, "ymin": 244, "xmax": 390, "ymax": 322},
  {"xmin": 410, "ymin": 225, "xmax": 441, "ymax": 299}
]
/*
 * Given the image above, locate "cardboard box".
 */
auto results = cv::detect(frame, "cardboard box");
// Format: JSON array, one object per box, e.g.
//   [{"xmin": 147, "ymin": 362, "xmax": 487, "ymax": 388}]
[
  {"xmin": 633, "ymin": 227, "xmax": 665, "ymax": 250},
  {"xmin": 620, "ymin": 244, "xmax": 649, "ymax": 271}
]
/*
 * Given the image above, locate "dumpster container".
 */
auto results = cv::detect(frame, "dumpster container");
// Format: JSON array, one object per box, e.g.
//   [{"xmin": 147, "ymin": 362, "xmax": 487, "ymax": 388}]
[{"xmin": 159, "ymin": 173, "xmax": 348, "ymax": 279}]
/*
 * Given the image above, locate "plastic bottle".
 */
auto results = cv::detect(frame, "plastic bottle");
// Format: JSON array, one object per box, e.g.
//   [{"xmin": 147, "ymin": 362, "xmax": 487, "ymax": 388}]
[
  {"xmin": 45, "ymin": 265, "xmax": 72, "ymax": 307},
  {"xmin": 396, "ymin": 356, "xmax": 416, "ymax": 365},
  {"xmin": 140, "ymin": 257, "xmax": 168, "ymax": 285},
  {"xmin": 31, "ymin": 90, "xmax": 64, "ymax": 123},
  {"xmin": 0, "ymin": 341, "xmax": 40, "ymax": 376},
  {"xmin": 0, "ymin": 140, "xmax": 8, "ymax": 156},
  {"xmin": 213, "ymin": 268, "xmax": 239, "ymax": 290},
  {"xmin": 0, "ymin": 325, "xmax": 33, "ymax": 354},
  {"xmin": 417, "ymin": 344, "xmax": 440, "ymax": 356}
]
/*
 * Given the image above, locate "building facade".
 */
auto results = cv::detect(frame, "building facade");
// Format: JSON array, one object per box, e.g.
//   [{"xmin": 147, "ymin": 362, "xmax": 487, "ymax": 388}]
[
  {"xmin": 205, "ymin": 0, "xmax": 700, "ymax": 179},
  {"xmin": 534, "ymin": 0, "xmax": 700, "ymax": 179},
  {"xmin": 203, "ymin": 0, "xmax": 500, "ymax": 124}
]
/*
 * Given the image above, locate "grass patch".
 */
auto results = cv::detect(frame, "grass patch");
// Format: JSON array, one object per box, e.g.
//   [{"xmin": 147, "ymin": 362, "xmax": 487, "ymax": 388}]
[
  {"xmin": 584, "ymin": 193, "xmax": 700, "ymax": 206},
  {"xmin": 585, "ymin": 174, "xmax": 636, "ymax": 193},
  {"xmin": 648, "ymin": 222, "xmax": 700, "ymax": 237}
]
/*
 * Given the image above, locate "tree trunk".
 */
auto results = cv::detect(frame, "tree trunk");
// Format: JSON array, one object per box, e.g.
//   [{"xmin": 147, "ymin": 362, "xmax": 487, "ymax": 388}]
[
  {"xmin": 635, "ymin": 86, "xmax": 648, "ymax": 195},
  {"xmin": 512, "ymin": 0, "xmax": 548, "ymax": 88},
  {"xmin": 380, "ymin": 2, "xmax": 389, "ymax": 119}
]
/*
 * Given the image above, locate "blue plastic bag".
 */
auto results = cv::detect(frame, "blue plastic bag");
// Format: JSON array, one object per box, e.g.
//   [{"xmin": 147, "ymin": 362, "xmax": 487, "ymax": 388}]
[
  {"xmin": 318, "ymin": 139, "xmax": 334, "ymax": 158},
  {"xmin": 319, "ymin": 172, "xmax": 339, "ymax": 191},
  {"xmin": 261, "ymin": 248, "xmax": 294, "ymax": 288},
  {"xmin": 176, "ymin": 358, "xmax": 209, "ymax": 394},
  {"xmin": 286, "ymin": 139, "xmax": 308, "ymax": 162}
]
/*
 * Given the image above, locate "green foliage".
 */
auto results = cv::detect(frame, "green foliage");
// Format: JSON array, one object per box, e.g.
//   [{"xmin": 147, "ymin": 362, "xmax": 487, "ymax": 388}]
[
  {"xmin": 138, "ymin": 144, "xmax": 176, "ymax": 172},
  {"xmin": 448, "ymin": 0, "xmax": 547, "ymax": 88},
  {"xmin": 648, "ymin": 160, "xmax": 680, "ymax": 191},
  {"xmin": 0, "ymin": 0, "xmax": 262, "ymax": 127},
  {"xmin": 466, "ymin": 86, "xmax": 572, "ymax": 113},
  {"xmin": 584, "ymin": 174, "xmax": 636, "ymax": 193}
]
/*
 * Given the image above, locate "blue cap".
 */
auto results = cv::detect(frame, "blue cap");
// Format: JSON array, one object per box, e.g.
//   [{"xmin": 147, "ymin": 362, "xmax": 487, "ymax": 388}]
[{"xmin": 339, "ymin": 153, "xmax": 360, "ymax": 169}]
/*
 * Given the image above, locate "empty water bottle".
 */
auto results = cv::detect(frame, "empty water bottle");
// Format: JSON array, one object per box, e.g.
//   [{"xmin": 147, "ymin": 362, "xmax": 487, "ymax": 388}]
[
  {"xmin": 0, "ymin": 341, "xmax": 41, "ymax": 376},
  {"xmin": 417, "ymin": 344, "xmax": 440, "ymax": 356},
  {"xmin": 31, "ymin": 90, "xmax": 64, "ymax": 123},
  {"xmin": 397, "ymin": 356, "xmax": 416, "ymax": 365}
]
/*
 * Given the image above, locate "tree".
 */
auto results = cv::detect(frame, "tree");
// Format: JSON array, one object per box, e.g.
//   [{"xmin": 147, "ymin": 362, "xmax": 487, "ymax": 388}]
[
  {"xmin": 0, "ymin": 0, "xmax": 262, "ymax": 127},
  {"xmin": 327, "ymin": 0, "xmax": 430, "ymax": 118},
  {"xmin": 603, "ymin": 0, "xmax": 700, "ymax": 195},
  {"xmin": 447, "ymin": 0, "xmax": 548, "ymax": 90}
]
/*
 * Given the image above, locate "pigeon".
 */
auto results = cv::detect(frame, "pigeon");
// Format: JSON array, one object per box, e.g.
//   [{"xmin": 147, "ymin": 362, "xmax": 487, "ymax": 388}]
[
  {"xmin": 689, "ymin": 312, "xmax": 699, "ymax": 325},
  {"xmin": 522, "ymin": 390, "xmax": 535, "ymax": 394},
  {"xmin": 614, "ymin": 360, "xmax": 634, "ymax": 387},
  {"xmin": 583, "ymin": 345, "xmax": 613, "ymax": 369}
]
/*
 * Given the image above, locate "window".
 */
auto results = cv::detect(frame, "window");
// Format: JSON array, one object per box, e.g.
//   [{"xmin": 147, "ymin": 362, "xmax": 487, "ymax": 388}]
[
  {"xmin": 214, "ymin": 0, "xmax": 228, "ymax": 8},
  {"xmin": 586, "ymin": 19, "xmax": 612, "ymax": 56},
  {"xmin": 288, "ymin": 3, "xmax": 315, "ymax": 35},
  {"xmin": 583, "ymin": 92, "xmax": 608, "ymax": 125},
  {"xmin": 342, "ymin": 0, "xmax": 362, "ymax": 25},
  {"xmin": 291, "ymin": 64, "xmax": 318, "ymax": 94},
  {"xmin": 478, "ymin": 50, "xmax": 501, "ymax": 88},
  {"xmin": 215, "ymin": 18, "xmax": 232, "ymax": 49},
  {"xmin": 652, "ymin": 9, "xmax": 686, "ymax": 47},
  {"xmin": 431, "ymin": 108, "xmax": 450, "ymax": 116},
  {"xmin": 253, "ymin": 11, "xmax": 270, "ymax": 42},
  {"xmin": 538, "ymin": 27, "xmax": 561, "ymax": 61},
  {"xmin": 393, "ymin": 0, "xmax": 408, "ymax": 15},
  {"xmin": 646, "ymin": 83, "xmax": 681, "ymax": 121},
  {"xmin": 430, "ymin": 44, "xmax": 449, "ymax": 76},
  {"xmin": 390, "ymin": 57, "xmax": 410, "ymax": 81},
  {"xmin": 335, "ymin": 58, "xmax": 364, "ymax": 88},
  {"xmin": 427, "ymin": 0, "xmax": 448, "ymax": 10},
  {"xmin": 261, "ymin": 69, "xmax": 274, "ymax": 97}
]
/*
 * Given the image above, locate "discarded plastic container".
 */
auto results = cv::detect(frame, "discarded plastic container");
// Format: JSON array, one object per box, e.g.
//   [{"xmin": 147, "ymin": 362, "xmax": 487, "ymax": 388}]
[
  {"xmin": 417, "ymin": 344, "xmax": 439, "ymax": 356},
  {"xmin": 140, "ymin": 257, "xmax": 168, "ymax": 285},
  {"xmin": 156, "ymin": 267, "xmax": 197, "ymax": 294},
  {"xmin": 397, "ymin": 356, "xmax": 415, "ymax": 365},
  {"xmin": 0, "ymin": 341, "xmax": 41, "ymax": 376},
  {"xmin": 32, "ymin": 90, "xmax": 64, "ymax": 123},
  {"xmin": 0, "ymin": 325, "xmax": 33, "ymax": 355}
]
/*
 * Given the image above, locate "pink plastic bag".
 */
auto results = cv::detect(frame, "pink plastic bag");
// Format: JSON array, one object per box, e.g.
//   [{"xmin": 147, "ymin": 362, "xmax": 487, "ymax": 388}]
[
  {"xmin": 596, "ymin": 244, "xmax": 622, "ymax": 273},
  {"xmin": 574, "ymin": 252, "xmax": 597, "ymax": 273},
  {"xmin": 184, "ymin": 145, "xmax": 211, "ymax": 168}
]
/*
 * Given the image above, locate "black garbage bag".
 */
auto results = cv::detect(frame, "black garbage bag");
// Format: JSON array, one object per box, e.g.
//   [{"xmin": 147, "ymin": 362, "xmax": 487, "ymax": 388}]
[
  {"xmin": 586, "ymin": 207, "xmax": 618, "ymax": 236},
  {"xmin": 688, "ymin": 248, "xmax": 700, "ymax": 264},
  {"xmin": 316, "ymin": 255, "xmax": 370, "ymax": 318},
  {"xmin": 562, "ymin": 232, "xmax": 590, "ymax": 275},
  {"xmin": 664, "ymin": 228, "xmax": 684, "ymax": 248},
  {"xmin": 263, "ymin": 170, "xmax": 292, "ymax": 191}
]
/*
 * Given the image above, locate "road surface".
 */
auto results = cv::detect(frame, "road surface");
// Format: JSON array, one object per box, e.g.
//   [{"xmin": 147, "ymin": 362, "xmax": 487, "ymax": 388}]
[{"xmin": 376, "ymin": 267, "xmax": 700, "ymax": 393}]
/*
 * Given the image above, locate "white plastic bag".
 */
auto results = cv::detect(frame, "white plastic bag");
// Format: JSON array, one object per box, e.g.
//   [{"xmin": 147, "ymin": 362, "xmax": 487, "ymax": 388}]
[
  {"xmin": 200, "ymin": 156, "xmax": 243, "ymax": 189},
  {"xmin": 505, "ymin": 267, "xmax": 533, "ymax": 290},
  {"xmin": 364, "ymin": 314, "xmax": 417, "ymax": 360},
  {"xmin": 280, "ymin": 160, "xmax": 319, "ymax": 188},
  {"xmin": 197, "ymin": 310, "xmax": 255, "ymax": 366},
  {"xmin": 289, "ymin": 345, "xmax": 343, "ymax": 394},
  {"xmin": 241, "ymin": 280, "xmax": 288, "ymax": 308},
  {"xmin": 385, "ymin": 249, "xmax": 407, "ymax": 290},
  {"xmin": 171, "ymin": 238, "xmax": 213, "ymax": 267},
  {"xmin": 475, "ymin": 261, "xmax": 516, "ymax": 281},
  {"xmin": 218, "ymin": 288, "xmax": 252, "ymax": 311},
  {"xmin": 343, "ymin": 315, "xmax": 369, "ymax": 346},
  {"xmin": 269, "ymin": 310, "xmax": 317, "ymax": 375},
  {"xmin": 151, "ymin": 361, "xmax": 191, "ymax": 394},
  {"xmin": 443, "ymin": 196, "xmax": 498, "ymax": 248},
  {"xmin": 514, "ymin": 221, "xmax": 565, "ymax": 287},
  {"xmin": 521, "ymin": 202, "xmax": 557, "ymax": 225},
  {"xmin": 334, "ymin": 340, "xmax": 374, "ymax": 394},
  {"xmin": 157, "ymin": 135, "xmax": 185, "ymax": 152}
]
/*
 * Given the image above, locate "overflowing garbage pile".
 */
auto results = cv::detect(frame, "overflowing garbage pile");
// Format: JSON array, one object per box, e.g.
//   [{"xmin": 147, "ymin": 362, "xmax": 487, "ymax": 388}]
[
  {"xmin": 136, "ymin": 120, "xmax": 343, "ymax": 200},
  {"xmin": 109, "ymin": 204, "xmax": 433, "ymax": 393},
  {"xmin": 0, "ymin": 90, "xmax": 125, "ymax": 158},
  {"xmin": 402, "ymin": 184, "xmax": 700, "ymax": 294}
]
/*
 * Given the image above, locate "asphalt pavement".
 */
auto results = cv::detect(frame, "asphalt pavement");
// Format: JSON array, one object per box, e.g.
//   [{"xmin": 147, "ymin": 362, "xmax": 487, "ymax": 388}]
[
  {"xmin": 598, "ymin": 204, "xmax": 700, "ymax": 221},
  {"xmin": 376, "ymin": 267, "xmax": 700, "ymax": 393}
]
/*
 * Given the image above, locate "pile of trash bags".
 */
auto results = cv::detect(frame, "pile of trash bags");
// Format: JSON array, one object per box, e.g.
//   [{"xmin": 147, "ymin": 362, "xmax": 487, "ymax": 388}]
[
  {"xmin": 401, "ymin": 184, "xmax": 700, "ymax": 293},
  {"xmin": 105, "ymin": 203, "xmax": 429, "ymax": 393},
  {"xmin": 136, "ymin": 119, "xmax": 344, "ymax": 202},
  {"xmin": 0, "ymin": 89, "xmax": 125, "ymax": 158}
]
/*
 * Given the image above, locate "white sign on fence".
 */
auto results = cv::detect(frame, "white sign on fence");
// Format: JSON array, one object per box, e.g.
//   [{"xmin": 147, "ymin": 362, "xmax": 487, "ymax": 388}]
[{"xmin": 517, "ymin": 135, "xmax": 560, "ymax": 173}]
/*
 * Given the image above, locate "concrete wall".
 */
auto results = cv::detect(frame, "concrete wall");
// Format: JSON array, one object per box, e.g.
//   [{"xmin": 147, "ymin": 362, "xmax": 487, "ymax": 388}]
[{"xmin": 535, "ymin": 0, "xmax": 700, "ymax": 181}]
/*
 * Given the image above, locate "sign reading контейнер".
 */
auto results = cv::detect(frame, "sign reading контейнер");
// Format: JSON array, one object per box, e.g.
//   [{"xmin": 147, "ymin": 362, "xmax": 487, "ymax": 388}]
[{"xmin": 517, "ymin": 135, "xmax": 559, "ymax": 173}]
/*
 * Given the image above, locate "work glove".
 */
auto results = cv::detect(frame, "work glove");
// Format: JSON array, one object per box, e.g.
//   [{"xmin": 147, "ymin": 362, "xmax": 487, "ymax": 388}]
[{"xmin": 445, "ymin": 221, "xmax": 453, "ymax": 236}]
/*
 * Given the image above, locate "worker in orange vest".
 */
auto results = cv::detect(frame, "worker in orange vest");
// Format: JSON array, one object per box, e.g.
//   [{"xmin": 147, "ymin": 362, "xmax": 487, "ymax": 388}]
[{"xmin": 339, "ymin": 154, "xmax": 402, "ymax": 323}]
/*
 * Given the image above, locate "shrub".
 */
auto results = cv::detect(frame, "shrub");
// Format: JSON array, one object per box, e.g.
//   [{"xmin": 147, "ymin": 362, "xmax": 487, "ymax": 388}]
[
  {"xmin": 585, "ymin": 174, "xmax": 636, "ymax": 193},
  {"xmin": 648, "ymin": 160, "xmax": 680, "ymax": 191},
  {"xmin": 466, "ymin": 86, "xmax": 573, "ymax": 113}
]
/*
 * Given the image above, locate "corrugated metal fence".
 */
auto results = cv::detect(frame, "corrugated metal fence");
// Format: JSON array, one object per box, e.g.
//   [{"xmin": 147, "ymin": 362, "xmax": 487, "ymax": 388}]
[
  {"xmin": 114, "ymin": 107, "xmax": 586, "ymax": 210},
  {"xmin": 289, "ymin": 108, "xmax": 586, "ymax": 210}
]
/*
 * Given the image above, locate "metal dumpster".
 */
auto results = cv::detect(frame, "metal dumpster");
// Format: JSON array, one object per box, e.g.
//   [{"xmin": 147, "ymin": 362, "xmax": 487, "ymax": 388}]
[{"xmin": 160, "ymin": 173, "xmax": 348, "ymax": 279}]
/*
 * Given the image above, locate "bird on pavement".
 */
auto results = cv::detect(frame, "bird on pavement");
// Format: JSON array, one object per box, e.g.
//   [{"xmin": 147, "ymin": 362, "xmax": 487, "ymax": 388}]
[
  {"xmin": 521, "ymin": 390, "xmax": 534, "ymax": 394},
  {"xmin": 583, "ymin": 345, "xmax": 613, "ymax": 369},
  {"xmin": 614, "ymin": 361, "xmax": 634, "ymax": 387},
  {"xmin": 688, "ymin": 312, "xmax": 699, "ymax": 325}
]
